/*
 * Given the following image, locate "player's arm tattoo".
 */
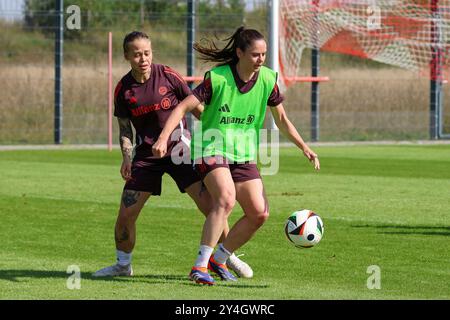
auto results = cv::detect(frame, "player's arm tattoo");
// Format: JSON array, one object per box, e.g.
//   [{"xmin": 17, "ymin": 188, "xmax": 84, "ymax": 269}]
[
  {"xmin": 122, "ymin": 190, "xmax": 140, "ymax": 208},
  {"xmin": 118, "ymin": 117, "xmax": 133, "ymax": 162}
]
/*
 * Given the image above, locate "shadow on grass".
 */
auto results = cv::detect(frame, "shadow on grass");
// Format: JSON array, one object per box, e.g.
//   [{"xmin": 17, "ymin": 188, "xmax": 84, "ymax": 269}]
[
  {"xmin": 0, "ymin": 270, "xmax": 269, "ymax": 288},
  {"xmin": 351, "ymin": 224, "xmax": 450, "ymax": 236},
  {"xmin": 0, "ymin": 270, "xmax": 130, "ymax": 283}
]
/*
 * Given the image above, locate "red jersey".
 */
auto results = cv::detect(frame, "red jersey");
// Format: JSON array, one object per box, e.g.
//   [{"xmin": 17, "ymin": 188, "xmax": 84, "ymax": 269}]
[{"xmin": 114, "ymin": 64, "xmax": 191, "ymax": 160}]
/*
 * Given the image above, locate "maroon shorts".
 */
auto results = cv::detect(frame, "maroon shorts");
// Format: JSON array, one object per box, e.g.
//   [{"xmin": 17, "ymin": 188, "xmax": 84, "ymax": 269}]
[
  {"xmin": 194, "ymin": 156, "xmax": 261, "ymax": 183},
  {"xmin": 124, "ymin": 157, "xmax": 200, "ymax": 195}
]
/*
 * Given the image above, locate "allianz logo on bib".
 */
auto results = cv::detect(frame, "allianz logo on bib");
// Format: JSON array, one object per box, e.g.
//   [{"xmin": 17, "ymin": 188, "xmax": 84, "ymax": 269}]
[
  {"xmin": 219, "ymin": 114, "xmax": 255, "ymax": 125},
  {"xmin": 220, "ymin": 116, "xmax": 244, "ymax": 124},
  {"xmin": 218, "ymin": 104, "xmax": 254, "ymax": 125}
]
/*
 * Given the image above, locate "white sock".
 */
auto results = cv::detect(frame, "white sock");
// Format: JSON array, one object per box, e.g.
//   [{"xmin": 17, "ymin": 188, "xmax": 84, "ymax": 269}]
[
  {"xmin": 116, "ymin": 250, "xmax": 132, "ymax": 266},
  {"xmin": 218, "ymin": 243, "xmax": 236, "ymax": 260},
  {"xmin": 213, "ymin": 243, "xmax": 232, "ymax": 265},
  {"xmin": 194, "ymin": 245, "xmax": 214, "ymax": 268}
]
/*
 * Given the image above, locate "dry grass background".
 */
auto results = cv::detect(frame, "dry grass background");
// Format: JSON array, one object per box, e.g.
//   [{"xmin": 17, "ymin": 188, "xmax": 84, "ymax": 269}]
[
  {"xmin": 0, "ymin": 61, "xmax": 447, "ymax": 144},
  {"xmin": 283, "ymin": 67, "xmax": 432, "ymax": 141}
]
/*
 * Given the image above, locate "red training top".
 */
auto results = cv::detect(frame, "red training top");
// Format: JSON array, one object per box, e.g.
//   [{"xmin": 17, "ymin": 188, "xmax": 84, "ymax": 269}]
[{"xmin": 114, "ymin": 64, "xmax": 191, "ymax": 160}]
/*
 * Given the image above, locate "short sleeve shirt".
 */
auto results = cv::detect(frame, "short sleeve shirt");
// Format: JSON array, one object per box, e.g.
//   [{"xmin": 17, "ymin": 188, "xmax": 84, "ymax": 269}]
[{"xmin": 114, "ymin": 64, "xmax": 191, "ymax": 160}]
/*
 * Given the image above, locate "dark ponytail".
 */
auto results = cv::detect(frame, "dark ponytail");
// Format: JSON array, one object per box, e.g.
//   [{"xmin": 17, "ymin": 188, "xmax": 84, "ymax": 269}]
[{"xmin": 193, "ymin": 26, "xmax": 265, "ymax": 66}]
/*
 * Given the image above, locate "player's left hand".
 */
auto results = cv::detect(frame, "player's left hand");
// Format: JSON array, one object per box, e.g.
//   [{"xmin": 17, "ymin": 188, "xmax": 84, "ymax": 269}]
[
  {"xmin": 152, "ymin": 138, "xmax": 167, "ymax": 158},
  {"xmin": 303, "ymin": 147, "xmax": 320, "ymax": 170}
]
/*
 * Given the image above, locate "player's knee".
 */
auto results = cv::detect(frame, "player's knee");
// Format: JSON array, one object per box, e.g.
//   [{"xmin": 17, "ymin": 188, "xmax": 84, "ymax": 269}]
[
  {"xmin": 216, "ymin": 193, "xmax": 236, "ymax": 214},
  {"xmin": 254, "ymin": 210, "xmax": 269, "ymax": 226},
  {"xmin": 247, "ymin": 208, "xmax": 269, "ymax": 228}
]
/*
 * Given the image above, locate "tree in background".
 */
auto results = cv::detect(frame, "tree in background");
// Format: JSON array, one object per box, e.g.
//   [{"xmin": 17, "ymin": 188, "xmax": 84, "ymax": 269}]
[
  {"xmin": 198, "ymin": 0, "xmax": 245, "ymax": 32},
  {"xmin": 24, "ymin": 0, "xmax": 246, "ymax": 32},
  {"xmin": 17, "ymin": 0, "xmax": 249, "ymax": 63}
]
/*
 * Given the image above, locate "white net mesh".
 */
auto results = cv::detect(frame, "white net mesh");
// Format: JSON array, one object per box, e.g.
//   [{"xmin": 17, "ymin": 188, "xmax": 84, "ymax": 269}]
[{"xmin": 279, "ymin": 0, "xmax": 450, "ymax": 86}]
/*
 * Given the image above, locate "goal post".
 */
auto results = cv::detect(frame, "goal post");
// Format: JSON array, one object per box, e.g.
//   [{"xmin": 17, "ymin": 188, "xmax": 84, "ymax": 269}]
[
  {"xmin": 271, "ymin": 0, "xmax": 329, "ymax": 140},
  {"xmin": 278, "ymin": 0, "xmax": 449, "ymax": 139}
]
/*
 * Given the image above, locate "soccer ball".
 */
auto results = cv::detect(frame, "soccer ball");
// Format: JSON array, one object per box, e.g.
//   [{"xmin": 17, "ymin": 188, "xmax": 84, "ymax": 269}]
[{"xmin": 284, "ymin": 209, "xmax": 324, "ymax": 248}]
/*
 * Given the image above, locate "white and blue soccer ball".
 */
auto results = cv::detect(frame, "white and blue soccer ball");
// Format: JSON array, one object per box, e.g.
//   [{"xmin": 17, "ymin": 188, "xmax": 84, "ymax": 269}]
[{"xmin": 284, "ymin": 209, "xmax": 324, "ymax": 248}]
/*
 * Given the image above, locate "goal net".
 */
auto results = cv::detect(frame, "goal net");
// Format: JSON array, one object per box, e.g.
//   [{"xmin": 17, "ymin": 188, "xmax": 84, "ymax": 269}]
[{"xmin": 279, "ymin": 0, "xmax": 450, "ymax": 86}]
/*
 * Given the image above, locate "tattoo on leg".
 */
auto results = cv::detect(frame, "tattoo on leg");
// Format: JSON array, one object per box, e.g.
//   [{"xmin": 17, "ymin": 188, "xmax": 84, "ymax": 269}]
[
  {"xmin": 122, "ymin": 190, "xmax": 140, "ymax": 208},
  {"xmin": 115, "ymin": 227, "xmax": 129, "ymax": 243},
  {"xmin": 198, "ymin": 182, "xmax": 207, "ymax": 197}
]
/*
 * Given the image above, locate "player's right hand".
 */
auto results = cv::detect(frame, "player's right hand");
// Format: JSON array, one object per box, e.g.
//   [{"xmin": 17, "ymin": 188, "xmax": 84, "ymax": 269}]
[
  {"xmin": 152, "ymin": 138, "xmax": 167, "ymax": 158},
  {"xmin": 120, "ymin": 159, "xmax": 132, "ymax": 181},
  {"xmin": 303, "ymin": 147, "xmax": 320, "ymax": 171}
]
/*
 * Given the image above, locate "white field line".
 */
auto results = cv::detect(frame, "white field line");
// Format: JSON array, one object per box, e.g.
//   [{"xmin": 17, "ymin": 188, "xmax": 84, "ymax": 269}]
[{"xmin": 3, "ymin": 193, "xmax": 196, "ymax": 210}]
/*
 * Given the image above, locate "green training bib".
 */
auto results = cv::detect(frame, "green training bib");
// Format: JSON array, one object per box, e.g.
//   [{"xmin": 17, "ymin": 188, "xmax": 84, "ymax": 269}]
[{"xmin": 192, "ymin": 64, "xmax": 277, "ymax": 162}]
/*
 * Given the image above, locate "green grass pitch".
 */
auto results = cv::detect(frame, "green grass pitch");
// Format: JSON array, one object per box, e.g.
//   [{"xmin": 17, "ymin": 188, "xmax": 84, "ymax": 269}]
[{"xmin": 0, "ymin": 144, "xmax": 449, "ymax": 299}]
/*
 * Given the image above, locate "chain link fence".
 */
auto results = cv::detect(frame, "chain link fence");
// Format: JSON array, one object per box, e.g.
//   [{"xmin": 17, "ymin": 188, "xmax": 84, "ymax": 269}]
[{"xmin": 0, "ymin": 0, "xmax": 446, "ymax": 144}]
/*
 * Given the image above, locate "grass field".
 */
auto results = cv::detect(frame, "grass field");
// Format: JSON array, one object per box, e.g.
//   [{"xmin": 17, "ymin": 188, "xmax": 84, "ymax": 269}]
[{"xmin": 0, "ymin": 144, "xmax": 449, "ymax": 300}]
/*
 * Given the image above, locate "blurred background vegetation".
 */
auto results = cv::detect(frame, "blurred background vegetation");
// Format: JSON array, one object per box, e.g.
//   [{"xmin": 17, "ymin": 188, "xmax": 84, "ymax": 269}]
[{"xmin": 0, "ymin": 0, "xmax": 447, "ymax": 144}]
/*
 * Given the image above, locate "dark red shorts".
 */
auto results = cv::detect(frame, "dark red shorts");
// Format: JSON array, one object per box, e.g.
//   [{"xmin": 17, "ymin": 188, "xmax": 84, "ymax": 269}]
[
  {"xmin": 124, "ymin": 157, "xmax": 200, "ymax": 195},
  {"xmin": 194, "ymin": 156, "xmax": 261, "ymax": 183}
]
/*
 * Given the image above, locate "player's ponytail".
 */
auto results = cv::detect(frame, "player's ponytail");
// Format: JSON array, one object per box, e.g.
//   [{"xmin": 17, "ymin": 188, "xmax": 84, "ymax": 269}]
[{"xmin": 194, "ymin": 26, "xmax": 265, "ymax": 66}]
